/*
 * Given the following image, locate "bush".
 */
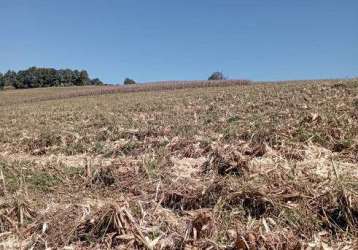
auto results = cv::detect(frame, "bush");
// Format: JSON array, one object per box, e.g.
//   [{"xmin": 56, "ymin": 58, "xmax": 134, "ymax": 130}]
[
  {"xmin": 124, "ymin": 78, "xmax": 136, "ymax": 85},
  {"xmin": 208, "ymin": 72, "xmax": 226, "ymax": 80}
]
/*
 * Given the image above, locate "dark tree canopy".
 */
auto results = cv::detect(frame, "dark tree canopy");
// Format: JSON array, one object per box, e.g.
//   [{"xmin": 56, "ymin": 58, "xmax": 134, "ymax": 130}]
[
  {"xmin": 0, "ymin": 73, "xmax": 4, "ymax": 89},
  {"xmin": 0, "ymin": 67, "xmax": 103, "ymax": 89},
  {"xmin": 208, "ymin": 71, "xmax": 226, "ymax": 80},
  {"xmin": 90, "ymin": 78, "xmax": 103, "ymax": 85},
  {"xmin": 123, "ymin": 78, "xmax": 136, "ymax": 85}
]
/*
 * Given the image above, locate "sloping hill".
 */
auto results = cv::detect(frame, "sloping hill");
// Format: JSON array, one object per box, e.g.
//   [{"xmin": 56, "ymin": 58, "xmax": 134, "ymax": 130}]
[{"xmin": 0, "ymin": 79, "xmax": 357, "ymax": 249}]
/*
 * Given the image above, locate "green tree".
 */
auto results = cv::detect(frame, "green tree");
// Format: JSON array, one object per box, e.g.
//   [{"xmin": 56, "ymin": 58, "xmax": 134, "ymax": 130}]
[
  {"xmin": 4, "ymin": 70, "xmax": 20, "ymax": 88},
  {"xmin": 0, "ymin": 73, "xmax": 4, "ymax": 89},
  {"xmin": 0, "ymin": 67, "xmax": 103, "ymax": 89},
  {"xmin": 91, "ymin": 78, "xmax": 103, "ymax": 85},
  {"xmin": 123, "ymin": 78, "xmax": 136, "ymax": 85},
  {"xmin": 79, "ymin": 70, "xmax": 90, "ymax": 85}
]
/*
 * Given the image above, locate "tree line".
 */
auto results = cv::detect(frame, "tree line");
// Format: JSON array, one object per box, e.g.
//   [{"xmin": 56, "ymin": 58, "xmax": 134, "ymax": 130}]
[
  {"xmin": 0, "ymin": 68, "xmax": 229, "ymax": 90},
  {"xmin": 122, "ymin": 72, "xmax": 226, "ymax": 85},
  {"xmin": 0, "ymin": 67, "xmax": 103, "ymax": 90}
]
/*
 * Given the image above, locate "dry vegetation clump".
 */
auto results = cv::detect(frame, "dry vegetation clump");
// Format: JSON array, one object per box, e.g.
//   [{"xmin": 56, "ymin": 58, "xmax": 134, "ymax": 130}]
[
  {"xmin": 0, "ymin": 195, "xmax": 36, "ymax": 234},
  {"xmin": 0, "ymin": 78, "xmax": 357, "ymax": 248}
]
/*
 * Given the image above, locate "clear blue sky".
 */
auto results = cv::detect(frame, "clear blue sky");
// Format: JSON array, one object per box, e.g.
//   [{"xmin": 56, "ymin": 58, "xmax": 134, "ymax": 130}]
[{"xmin": 1, "ymin": 0, "xmax": 357, "ymax": 83}]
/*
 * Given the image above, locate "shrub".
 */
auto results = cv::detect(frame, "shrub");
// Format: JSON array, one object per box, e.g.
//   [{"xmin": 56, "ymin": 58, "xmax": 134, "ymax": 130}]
[
  {"xmin": 124, "ymin": 78, "xmax": 136, "ymax": 85},
  {"xmin": 208, "ymin": 72, "xmax": 226, "ymax": 80}
]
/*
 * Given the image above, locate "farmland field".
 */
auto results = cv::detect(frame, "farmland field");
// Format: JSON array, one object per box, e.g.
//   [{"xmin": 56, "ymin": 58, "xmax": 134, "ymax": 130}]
[{"xmin": 0, "ymin": 79, "xmax": 357, "ymax": 249}]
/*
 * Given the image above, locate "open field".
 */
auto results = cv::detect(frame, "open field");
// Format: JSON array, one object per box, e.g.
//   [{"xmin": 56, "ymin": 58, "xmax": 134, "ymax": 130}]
[
  {"xmin": 0, "ymin": 79, "xmax": 357, "ymax": 249},
  {"xmin": 0, "ymin": 80, "xmax": 249, "ymax": 107}
]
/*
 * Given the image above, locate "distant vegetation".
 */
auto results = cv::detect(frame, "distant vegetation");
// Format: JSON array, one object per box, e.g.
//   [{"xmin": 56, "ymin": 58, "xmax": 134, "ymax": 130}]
[
  {"xmin": 0, "ymin": 67, "xmax": 103, "ymax": 90},
  {"xmin": 0, "ymin": 68, "xmax": 242, "ymax": 91},
  {"xmin": 208, "ymin": 71, "xmax": 226, "ymax": 80},
  {"xmin": 0, "ymin": 72, "xmax": 4, "ymax": 89},
  {"xmin": 123, "ymin": 78, "xmax": 136, "ymax": 85}
]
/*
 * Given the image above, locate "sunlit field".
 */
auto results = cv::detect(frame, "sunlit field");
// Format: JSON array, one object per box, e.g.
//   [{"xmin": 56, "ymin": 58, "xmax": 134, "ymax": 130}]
[{"xmin": 0, "ymin": 79, "xmax": 357, "ymax": 249}]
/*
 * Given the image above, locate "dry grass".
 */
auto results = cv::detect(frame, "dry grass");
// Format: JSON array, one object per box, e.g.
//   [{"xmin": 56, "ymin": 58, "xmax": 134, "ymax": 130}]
[
  {"xmin": 0, "ymin": 80, "xmax": 249, "ymax": 107},
  {"xmin": 0, "ymin": 78, "xmax": 357, "ymax": 249}
]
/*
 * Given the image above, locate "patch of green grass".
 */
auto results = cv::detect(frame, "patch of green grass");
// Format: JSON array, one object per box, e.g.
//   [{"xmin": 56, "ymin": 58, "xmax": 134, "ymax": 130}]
[
  {"xmin": 294, "ymin": 127, "xmax": 316, "ymax": 143},
  {"xmin": 0, "ymin": 160, "xmax": 61, "ymax": 193},
  {"xmin": 227, "ymin": 115, "xmax": 240, "ymax": 123},
  {"xmin": 26, "ymin": 171, "xmax": 60, "ymax": 192},
  {"xmin": 333, "ymin": 139, "xmax": 354, "ymax": 152},
  {"xmin": 61, "ymin": 165, "xmax": 84, "ymax": 178},
  {"xmin": 278, "ymin": 206, "xmax": 321, "ymax": 233},
  {"xmin": 222, "ymin": 126, "xmax": 237, "ymax": 140},
  {"xmin": 93, "ymin": 141, "xmax": 106, "ymax": 154},
  {"xmin": 142, "ymin": 157, "xmax": 159, "ymax": 180},
  {"xmin": 63, "ymin": 141, "xmax": 87, "ymax": 155},
  {"xmin": 121, "ymin": 141, "xmax": 139, "ymax": 155}
]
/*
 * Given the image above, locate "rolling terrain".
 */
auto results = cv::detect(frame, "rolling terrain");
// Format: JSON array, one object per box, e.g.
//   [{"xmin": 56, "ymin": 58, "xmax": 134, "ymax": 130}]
[{"xmin": 0, "ymin": 79, "xmax": 357, "ymax": 249}]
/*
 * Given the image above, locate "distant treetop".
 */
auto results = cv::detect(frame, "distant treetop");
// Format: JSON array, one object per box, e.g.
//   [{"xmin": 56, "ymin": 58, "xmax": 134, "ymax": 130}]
[
  {"xmin": 0, "ymin": 72, "xmax": 4, "ymax": 89},
  {"xmin": 0, "ymin": 67, "xmax": 103, "ymax": 89},
  {"xmin": 123, "ymin": 78, "xmax": 136, "ymax": 85},
  {"xmin": 208, "ymin": 71, "xmax": 226, "ymax": 80}
]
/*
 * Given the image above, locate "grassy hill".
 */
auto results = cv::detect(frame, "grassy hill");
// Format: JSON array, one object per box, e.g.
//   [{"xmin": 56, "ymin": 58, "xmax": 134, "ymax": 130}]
[{"xmin": 0, "ymin": 79, "xmax": 357, "ymax": 249}]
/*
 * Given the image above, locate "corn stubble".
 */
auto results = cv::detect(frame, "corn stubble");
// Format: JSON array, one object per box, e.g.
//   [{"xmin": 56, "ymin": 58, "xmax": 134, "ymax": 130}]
[{"xmin": 0, "ymin": 79, "xmax": 357, "ymax": 249}]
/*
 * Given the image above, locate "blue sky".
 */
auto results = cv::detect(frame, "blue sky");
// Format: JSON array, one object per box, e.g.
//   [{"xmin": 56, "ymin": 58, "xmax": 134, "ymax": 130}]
[{"xmin": 0, "ymin": 0, "xmax": 357, "ymax": 83}]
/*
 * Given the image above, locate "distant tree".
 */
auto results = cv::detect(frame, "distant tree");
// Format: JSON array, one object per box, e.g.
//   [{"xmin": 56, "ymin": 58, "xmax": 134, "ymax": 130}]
[
  {"xmin": 79, "ymin": 70, "xmax": 90, "ymax": 85},
  {"xmin": 123, "ymin": 78, "xmax": 136, "ymax": 85},
  {"xmin": 90, "ymin": 78, "xmax": 103, "ymax": 85},
  {"xmin": 72, "ymin": 70, "xmax": 81, "ymax": 85},
  {"xmin": 4, "ymin": 70, "xmax": 20, "ymax": 88},
  {"xmin": 208, "ymin": 71, "xmax": 226, "ymax": 80},
  {"xmin": 0, "ymin": 73, "xmax": 4, "ymax": 89},
  {"xmin": 62, "ymin": 69, "xmax": 74, "ymax": 86}
]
